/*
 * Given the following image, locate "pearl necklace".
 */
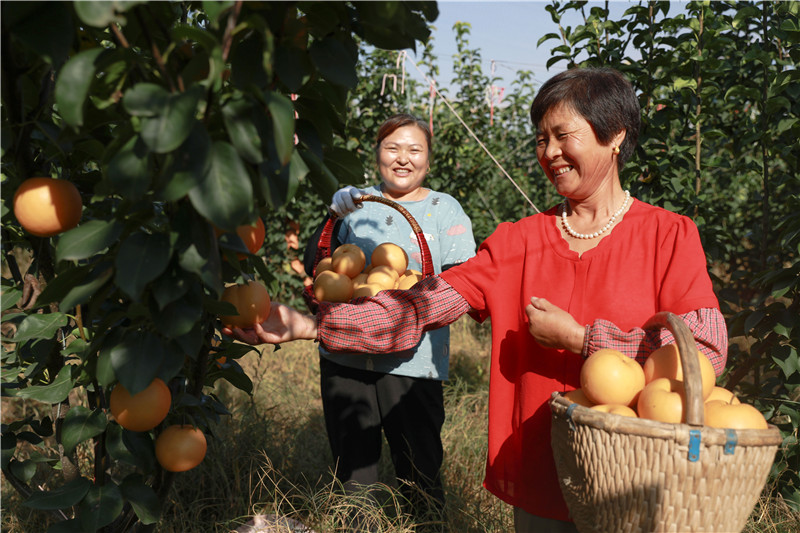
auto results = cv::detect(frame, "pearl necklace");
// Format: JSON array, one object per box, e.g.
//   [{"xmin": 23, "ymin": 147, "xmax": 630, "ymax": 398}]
[{"xmin": 561, "ymin": 190, "xmax": 631, "ymax": 239}]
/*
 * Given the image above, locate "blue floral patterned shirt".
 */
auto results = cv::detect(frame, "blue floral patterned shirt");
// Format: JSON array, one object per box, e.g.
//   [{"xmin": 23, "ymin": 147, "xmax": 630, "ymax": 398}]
[{"xmin": 319, "ymin": 184, "xmax": 476, "ymax": 380}]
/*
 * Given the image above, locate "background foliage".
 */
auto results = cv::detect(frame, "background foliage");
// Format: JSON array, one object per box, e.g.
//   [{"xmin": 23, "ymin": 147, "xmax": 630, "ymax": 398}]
[
  {"xmin": 1, "ymin": 0, "xmax": 799, "ymax": 531},
  {"xmin": 1, "ymin": 1, "xmax": 437, "ymax": 530}
]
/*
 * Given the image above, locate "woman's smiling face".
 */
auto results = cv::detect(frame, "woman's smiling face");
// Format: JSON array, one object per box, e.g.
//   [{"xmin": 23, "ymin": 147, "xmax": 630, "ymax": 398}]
[
  {"xmin": 535, "ymin": 103, "xmax": 620, "ymax": 200},
  {"xmin": 377, "ymin": 125, "xmax": 430, "ymax": 201}
]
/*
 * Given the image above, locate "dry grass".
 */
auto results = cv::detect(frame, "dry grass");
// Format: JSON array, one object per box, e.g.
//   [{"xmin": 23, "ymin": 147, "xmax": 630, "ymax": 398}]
[
  {"xmin": 150, "ymin": 316, "xmax": 506, "ymax": 532},
  {"xmin": 743, "ymin": 477, "xmax": 800, "ymax": 533},
  {"xmin": 3, "ymin": 317, "xmax": 797, "ymax": 532}
]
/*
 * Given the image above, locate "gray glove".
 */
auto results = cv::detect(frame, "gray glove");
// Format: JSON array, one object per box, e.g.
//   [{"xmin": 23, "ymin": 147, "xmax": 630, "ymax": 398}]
[{"xmin": 329, "ymin": 186, "xmax": 364, "ymax": 217}]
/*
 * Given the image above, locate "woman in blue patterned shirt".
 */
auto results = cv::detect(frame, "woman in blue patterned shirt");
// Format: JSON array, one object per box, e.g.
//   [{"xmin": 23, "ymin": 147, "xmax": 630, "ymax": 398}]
[{"xmin": 317, "ymin": 113, "xmax": 476, "ymax": 528}]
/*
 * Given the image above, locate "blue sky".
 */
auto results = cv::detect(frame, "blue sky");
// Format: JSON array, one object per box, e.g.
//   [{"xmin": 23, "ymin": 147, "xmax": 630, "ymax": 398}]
[{"xmin": 404, "ymin": 1, "xmax": 638, "ymax": 91}]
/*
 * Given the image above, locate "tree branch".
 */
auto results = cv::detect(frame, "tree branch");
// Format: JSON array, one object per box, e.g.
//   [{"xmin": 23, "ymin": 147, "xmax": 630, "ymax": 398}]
[
  {"xmin": 135, "ymin": 9, "xmax": 177, "ymax": 93},
  {"xmin": 221, "ymin": 1, "xmax": 244, "ymax": 63},
  {"xmin": 693, "ymin": 7, "xmax": 703, "ymax": 218},
  {"xmin": 109, "ymin": 23, "xmax": 130, "ymax": 49},
  {"xmin": 759, "ymin": 2, "xmax": 770, "ymax": 270}
]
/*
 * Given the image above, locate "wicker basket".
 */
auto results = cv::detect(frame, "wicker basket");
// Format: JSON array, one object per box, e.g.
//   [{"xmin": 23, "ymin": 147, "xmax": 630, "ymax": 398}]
[
  {"xmin": 549, "ymin": 312, "xmax": 783, "ymax": 533},
  {"xmin": 302, "ymin": 194, "xmax": 434, "ymax": 313}
]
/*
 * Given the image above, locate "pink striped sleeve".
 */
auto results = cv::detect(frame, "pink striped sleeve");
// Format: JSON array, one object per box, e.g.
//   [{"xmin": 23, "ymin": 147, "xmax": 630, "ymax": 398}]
[
  {"xmin": 318, "ymin": 276, "xmax": 470, "ymax": 354},
  {"xmin": 582, "ymin": 307, "xmax": 728, "ymax": 375}
]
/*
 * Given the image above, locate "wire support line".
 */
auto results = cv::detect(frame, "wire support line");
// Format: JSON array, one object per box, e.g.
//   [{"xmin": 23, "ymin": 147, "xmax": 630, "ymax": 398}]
[{"xmin": 405, "ymin": 56, "xmax": 541, "ymax": 214}]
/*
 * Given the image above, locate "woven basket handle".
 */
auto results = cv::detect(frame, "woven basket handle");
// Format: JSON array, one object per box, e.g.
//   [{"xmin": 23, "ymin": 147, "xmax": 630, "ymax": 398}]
[
  {"xmin": 313, "ymin": 194, "xmax": 434, "ymax": 278},
  {"xmin": 643, "ymin": 311, "xmax": 705, "ymax": 427}
]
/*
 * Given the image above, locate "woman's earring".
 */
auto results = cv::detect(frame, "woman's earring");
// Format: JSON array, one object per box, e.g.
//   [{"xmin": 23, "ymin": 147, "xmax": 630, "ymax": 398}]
[{"xmin": 613, "ymin": 146, "xmax": 620, "ymax": 154}]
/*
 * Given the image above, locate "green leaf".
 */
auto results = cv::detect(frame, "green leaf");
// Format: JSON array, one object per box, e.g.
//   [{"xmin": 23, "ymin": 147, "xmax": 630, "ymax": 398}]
[
  {"xmin": 95, "ymin": 340, "xmax": 116, "ymax": 387},
  {"xmin": 152, "ymin": 269, "xmax": 190, "ymax": 310},
  {"xmin": 11, "ymin": 313, "xmax": 68, "ymax": 343},
  {"xmin": 73, "ymin": 1, "xmax": 135, "ymax": 28},
  {"xmin": 324, "ymin": 147, "xmax": 363, "ymax": 184},
  {"xmin": 200, "ymin": 1, "xmax": 234, "ymax": 27},
  {"xmin": 275, "ymin": 45, "xmax": 311, "ymax": 92},
  {"xmin": 289, "ymin": 149, "xmax": 310, "ymax": 185},
  {"xmin": 161, "ymin": 124, "xmax": 211, "ymax": 202},
  {"xmin": 106, "ymin": 424, "xmax": 155, "ymax": 471},
  {"xmin": 1, "ymin": 286, "xmax": 23, "ymax": 312},
  {"xmin": 300, "ymin": 147, "xmax": 338, "ymax": 205},
  {"xmin": 774, "ymin": 322, "xmax": 791, "ymax": 338},
  {"xmin": 258, "ymin": 160, "xmax": 297, "ymax": 210},
  {"xmin": 537, "ymin": 32, "xmax": 562, "ymax": 46},
  {"xmin": 731, "ymin": 4, "xmax": 760, "ymax": 30},
  {"xmin": 546, "ymin": 54, "xmax": 570, "ymax": 69},
  {"xmin": 6, "ymin": 1, "xmax": 73, "ymax": 66},
  {"xmin": 10, "ymin": 459, "xmax": 38, "ymax": 484},
  {"xmin": 173, "ymin": 324, "xmax": 204, "ymax": 361},
  {"xmin": 60, "ymin": 267, "xmax": 114, "ymax": 312},
  {"xmin": 61, "ymin": 406, "xmax": 107, "ymax": 455},
  {"xmin": 38, "ymin": 264, "xmax": 113, "ymax": 312},
  {"xmin": 744, "ymin": 309, "xmax": 766, "ymax": 335},
  {"xmin": 107, "ymin": 135, "xmax": 152, "ymax": 199},
  {"xmin": 217, "ymin": 361, "xmax": 253, "ymax": 394},
  {"xmin": 179, "ymin": 244, "xmax": 223, "ymax": 297},
  {"xmin": 55, "ymin": 48, "xmax": 104, "ymax": 128},
  {"xmin": 10, "ymin": 339, "xmax": 56, "ymax": 379},
  {"xmin": 772, "ymin": 349, "xmax": 800, "ymax": 379},
  {"xmin": 14, "ymin": 366, "xmax": 74, "ymax": 404},
  {"xmin": 171, "ymin": 23, "xmax": 221, "ymax": 51},
  {"xmin": 783, "ymin": 488, "xmax": 800, "ymax": 513},
  {"xmin": 299, "ymin": 1, "xmax": 346, "ymax": 35},
  {"xmin": 114, "ymin": 231, "xmax": 172, "ymax": 301},
  {"xmin": 780, "ymin": 18, "xmax": 800, "ymax": 34},
  {"xmin": 217, "ymin": 229, "xmax": 250, "ymax": 256},
  {"xmin": 156, "ymin": 290, "xmax": 202, "ymax": 339},
  {"xmin": 62, "ymin": 338, "xmax": 89, "ymax": 361},
  {"xmin": 230, "ymin": 29, "xmax": 271, "ymax": 89},
  {"xmin": 669, "ymin": 176, "xmax": 684, "ymax": 193},
  {"xmin": 309, "ymin": 36, "xmax": 358, "ymax": 89},
  {"xmin": 79, "ymin": 482, "xmax": 123, "ymax": 531},
  {"xmin": 108, "ymin": 330, "xmax": 166, "ymax": 395},
  {"xmin": 24, "ymin": 477, "xmax": 91, "ymax": 510},
  {"xmin": 37, "ymin": 265, "xmax": 93, "ymax": 307},
  {"xmin": 222, "ymin": 98, "xmax": 266, "ymax": 164},
  {"xmin": 14, "ymin": 431, "xmax": 42, "ymax": 446},
  {"xmin": 156, "ymin": 342, "xmax": 186, "ymax": 385},
  {"xmin": 140, "ymin": 88, "xmax": 203, "ymax": 154},
  {"xmin": 56, "ymin": 220, "xmax": 123, "ymax": 262},
  {"xmin": 216, "ymin": 341, "xmax": 257, "ymax": 359},
  {"xmin": 188, "ymin": 141, "xmax": 253, "ymax": 231},
  {"xmin": 267, "ymin": 91, "xmax": 296, "ymax": 166},
  {"xmin": 766, "ymin": 96, "xmax": 791, "ymax": 116},
  {"xmin": 672, "ymin": 77, "xmax": 697, "ymax": 91},
  {"xmin": 122, "ymin": 83, "xmax": 170, "ymax": 117},
  {"xmin": 353, "ymin": 2, "xmax": 429, "ymax": 51},
  {"xmin": 120, "ymin": 474, "xmax": 161, "ymax": 524},
  {"xmin": 2, "ymin": 433, "xmax": 16, "ymax": 469},
  {"xmin": 205, "ymin": 297, "xmax": 237, "ymax": 317}
]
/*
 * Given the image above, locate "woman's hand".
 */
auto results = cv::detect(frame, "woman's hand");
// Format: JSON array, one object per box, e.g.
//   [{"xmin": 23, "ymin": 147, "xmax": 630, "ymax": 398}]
[
  {"xmin": 330, "ymin": 186, "xmax": 364, "ymax": 217},
  {"xmin": 221, "ymin": 303, "xmax": 318, "ymax": 345},
  {"xmin": 525, "ymin": 297, "xmax": 585, "ymax": 354}
]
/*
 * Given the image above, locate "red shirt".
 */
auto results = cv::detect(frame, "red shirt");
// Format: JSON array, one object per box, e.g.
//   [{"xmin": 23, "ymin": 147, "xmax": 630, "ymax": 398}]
[
  {"xmin": 319, "ymin": 199, "xmax": 724, "ymax": 520},
  {"xmin": 439, "ymin": 199, "xmax": 720, "ymax": 519}
]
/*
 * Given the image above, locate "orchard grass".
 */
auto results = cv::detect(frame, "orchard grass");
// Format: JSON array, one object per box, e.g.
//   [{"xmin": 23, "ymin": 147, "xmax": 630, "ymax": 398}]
[{"xmin": 2, "ymin": 317, "xmax": 797, "ymax": 532}]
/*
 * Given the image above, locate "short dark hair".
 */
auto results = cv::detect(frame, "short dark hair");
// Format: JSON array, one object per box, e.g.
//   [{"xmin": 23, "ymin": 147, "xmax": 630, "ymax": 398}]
[
  {"xmin": 375, "ymin": 113, "xmax": 432, "ymax": 162},
  {"xmin": 530, "ymin": 68, "xmax": 640, "ymax": 168}
]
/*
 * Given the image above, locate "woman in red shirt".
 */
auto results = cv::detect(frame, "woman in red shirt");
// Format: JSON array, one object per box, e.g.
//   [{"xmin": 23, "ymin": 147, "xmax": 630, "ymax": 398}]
[{"xmin": 225, "ymin": 67, "xmax": 727, "ymax": 532}]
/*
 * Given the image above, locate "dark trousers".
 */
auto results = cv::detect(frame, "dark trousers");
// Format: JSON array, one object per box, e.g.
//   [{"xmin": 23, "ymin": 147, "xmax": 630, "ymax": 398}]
[{"xmin": 319, "ymin": 356, "xmax": 446, "ymax": 522}]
